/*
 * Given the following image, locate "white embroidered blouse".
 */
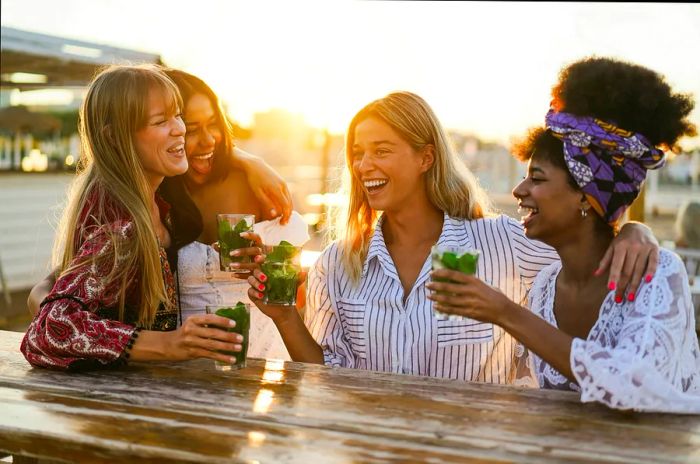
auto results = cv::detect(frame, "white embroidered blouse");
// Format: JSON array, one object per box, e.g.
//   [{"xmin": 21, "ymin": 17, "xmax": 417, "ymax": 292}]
[
  {"xmin": 177, "ymin": 241, "xmax": 290, "ymax": 361},
  {"xmin": 527, "ymin": 248, "xmax": 700, "ymax": 413}
]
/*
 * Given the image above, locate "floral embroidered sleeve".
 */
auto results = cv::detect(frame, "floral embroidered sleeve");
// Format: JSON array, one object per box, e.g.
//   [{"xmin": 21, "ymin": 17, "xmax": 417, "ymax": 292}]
[
  {"xmin": 570, "ymin": 250, "xmax": 700, "ymax": 413},
  {"xmin": 20, "ymin": 221, "xmax": 139, "ymax": 371}
]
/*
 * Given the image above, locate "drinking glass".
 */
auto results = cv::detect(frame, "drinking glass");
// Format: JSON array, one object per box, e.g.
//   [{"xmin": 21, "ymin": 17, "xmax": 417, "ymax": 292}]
[
  {"xmin": 217, "ymin": 214, "xmax": 255, "ymax": 273},
  {"xmin": 431, "ymin": 245, "xmax": 480, "ymax": 320},
  {"xmin": 205, "ymin": 302, "xmax": 250, "ymax": 370},
  {"xmin": 261, "ymin": 242, "xmax": 302, "ymax": 306}
]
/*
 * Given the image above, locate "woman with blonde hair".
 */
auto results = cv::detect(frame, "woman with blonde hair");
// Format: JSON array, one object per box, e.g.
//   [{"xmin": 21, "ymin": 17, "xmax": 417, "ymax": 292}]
[
  {"xmin": 247, "ymin": 91, "xmax": 659, "ymax": 381},
  {"xmin": 22, "ymin": 64, "xmax": 243, "ymax": 370}
]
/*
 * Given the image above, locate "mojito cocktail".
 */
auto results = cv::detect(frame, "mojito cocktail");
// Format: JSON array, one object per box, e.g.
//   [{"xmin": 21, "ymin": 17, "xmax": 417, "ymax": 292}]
[
  {"xmin": 431, "ymin": 245, "xmax": 480, "ymax": 320},
  {"xmin": 206, "ymin": 302, "xmax": 250, "ymax": 370},
  {"xmin": 217, "ymin": 214, "xmax": 255, "ymax": 273},
  {"xmin": 261, "ymin": 241, "xmax": 302, "ymax": 306}
]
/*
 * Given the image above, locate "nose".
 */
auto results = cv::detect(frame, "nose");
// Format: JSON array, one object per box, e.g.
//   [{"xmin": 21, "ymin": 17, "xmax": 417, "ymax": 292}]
[
  {"xmin": 200, "ymin": 127, "xmax": 216, "ymax": 148},
  {"xmin": 171, "ymin": 116, "xmax": 186, "ymax": 137},
  {"xmin": 356, "ymin": 152, "xmax": 374, "ymax": 174},
  {"xmin": 512, "ymin": 177, "xmax": 528, "ymax": 200}
]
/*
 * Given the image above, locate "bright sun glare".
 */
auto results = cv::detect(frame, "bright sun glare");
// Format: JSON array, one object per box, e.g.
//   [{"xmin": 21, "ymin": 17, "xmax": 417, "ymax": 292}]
[{"xmin": 2, "ymin": 1, "xmax": 699, "ymax": 147}]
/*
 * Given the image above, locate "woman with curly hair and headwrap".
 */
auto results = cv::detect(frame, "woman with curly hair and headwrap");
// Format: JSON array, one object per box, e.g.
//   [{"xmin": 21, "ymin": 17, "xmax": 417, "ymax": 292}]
[{"xmin": 428, "ymin": 57, "xmax": 700, "ymax": 413}]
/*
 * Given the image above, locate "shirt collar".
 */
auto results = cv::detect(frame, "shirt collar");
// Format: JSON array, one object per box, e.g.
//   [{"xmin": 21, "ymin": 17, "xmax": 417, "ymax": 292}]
[{"xmin": 361, "ymin": 211, "xmax": 470, "ymax": 278}]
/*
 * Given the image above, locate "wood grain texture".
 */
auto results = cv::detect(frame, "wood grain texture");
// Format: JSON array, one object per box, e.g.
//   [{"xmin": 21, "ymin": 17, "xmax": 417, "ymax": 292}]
[{"xmin": 1, "ymin": 330, "xmax": 698, "ymax": 463}]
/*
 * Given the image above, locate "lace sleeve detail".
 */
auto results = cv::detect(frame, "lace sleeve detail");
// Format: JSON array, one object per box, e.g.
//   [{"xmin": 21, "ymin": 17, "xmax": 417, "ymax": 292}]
[
  {"xmin": 304, "ymin": 243, "xmax": 357, "ymax": 368},
  {"xmin": 570, "ymin": 250, "xmax": 700, "ymax": 413}
]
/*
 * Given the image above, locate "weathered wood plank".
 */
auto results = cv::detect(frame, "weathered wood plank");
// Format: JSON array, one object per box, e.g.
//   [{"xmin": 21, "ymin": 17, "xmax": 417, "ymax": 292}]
[{"xmin": 1, "ymin": 330, "xmax": 698, "ymax": 463}]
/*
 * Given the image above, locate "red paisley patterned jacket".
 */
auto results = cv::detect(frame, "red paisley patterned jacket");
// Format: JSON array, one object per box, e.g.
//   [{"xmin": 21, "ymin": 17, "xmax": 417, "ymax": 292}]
[{"xmin": 21, "ymin": 190, "xmax": 178, "ymax": 370}]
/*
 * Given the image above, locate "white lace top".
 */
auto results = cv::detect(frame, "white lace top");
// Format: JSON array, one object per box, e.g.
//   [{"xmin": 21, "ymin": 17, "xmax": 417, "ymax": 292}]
[
  {"xmin": 177, "ymin": 241, "xmax": 290, "ymax": 361},
  {"xmin": 527, "ymin": 248, "xmax": 700, "ymax": 413}
]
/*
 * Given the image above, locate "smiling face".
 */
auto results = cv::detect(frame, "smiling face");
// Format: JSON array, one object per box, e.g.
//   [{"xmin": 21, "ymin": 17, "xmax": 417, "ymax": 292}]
[
  {"xmin": 133, "ymin": 87, "xmax": 187, "ymax": 187},
  {"xmin": 182, "ymin": 93, "xmax": 223, "ymax": 186},
  {"xmin": 512, "ymin": 155, "xmax": 586, "ymax": 246},
  {"xmin": 351, "ymin": 116, "xmax": 432, "ymax": 214}
]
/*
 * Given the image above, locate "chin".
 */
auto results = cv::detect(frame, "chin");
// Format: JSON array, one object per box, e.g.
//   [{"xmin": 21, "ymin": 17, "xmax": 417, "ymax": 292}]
[
  {"xmin": 185, "ymin": 172, "xmax": 209, "ymax": 186},
  {"xmin": 168, "ymin": 164, "xmax": 189, "ymax": 177},
  {"xmin": 522, "ymin": 225, "xmax": 539, "ymax": 240}
]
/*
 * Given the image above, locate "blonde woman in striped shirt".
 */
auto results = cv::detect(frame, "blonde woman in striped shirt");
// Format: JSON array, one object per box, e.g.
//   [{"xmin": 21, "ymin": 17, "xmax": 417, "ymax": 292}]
[{"xmin": 247, "ymin": 91, "xmax": 658, "ymax": 383}]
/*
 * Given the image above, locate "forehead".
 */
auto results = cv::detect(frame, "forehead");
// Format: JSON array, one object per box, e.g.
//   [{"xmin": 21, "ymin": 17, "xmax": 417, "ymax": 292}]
[
  {"xmin": 146, "ymin": 84, "xmax": 178, "ymax": 114},
  {"xmin": 184, "ymin": 93, "xmax": 215, "ymax": 118},
  {"xmin": 354, "ymin": 116, "xmax": 402, "ymax": 145}
]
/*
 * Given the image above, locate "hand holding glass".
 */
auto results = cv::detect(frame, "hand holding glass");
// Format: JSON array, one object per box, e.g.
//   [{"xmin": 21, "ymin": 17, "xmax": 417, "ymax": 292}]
[
  {"xmin": 260, "ymin": 241, "xmax": 302, "ymax": 306},
  {"xmin": 217, "ymin": 214, "xmax": 255, "ymax": 273},
  {"xmin": 431, "ymin": 245, "xmax": 480, "ymax": 320},
  {"xmin": 205, "ymin": 302, "xmax": 250, "ymax": 370}
]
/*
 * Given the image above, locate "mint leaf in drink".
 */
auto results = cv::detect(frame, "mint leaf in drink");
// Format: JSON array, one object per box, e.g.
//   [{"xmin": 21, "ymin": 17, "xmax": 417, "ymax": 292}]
[
  {"xmin": 266, "ymin": 241, "xmax": 299, "ymax": 262},
  {"xmin": 441, "ymin": 252, "xmax": 459, "ymax": 270},
  {"xmin": 457, "ymin": 252, "xmax": 478, "ymax": 275},
  {"xmin": 233, "ymin": 218, "xmax": 252, "ymax": 234},
  {"xmin": 218, "ymin": 218, "xmax": 233, "ymax": 241}
]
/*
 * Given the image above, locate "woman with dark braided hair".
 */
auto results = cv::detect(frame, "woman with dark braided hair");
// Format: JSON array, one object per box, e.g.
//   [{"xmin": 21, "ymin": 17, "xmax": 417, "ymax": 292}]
[{"xmin": 428, "ymin": 57, "xmax": 700, "ymax": 412}]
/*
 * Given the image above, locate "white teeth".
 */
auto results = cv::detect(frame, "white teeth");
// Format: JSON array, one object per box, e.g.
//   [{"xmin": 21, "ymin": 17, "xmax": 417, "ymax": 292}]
[
  {"xmin": 518, "ymin": 206, "xmax": 539, "ymax": 214},
  {"xmin": 193, "ymin": 152, "xmax": 213, "ymax": 160},
  {"xmin": 363, "ymin": 179, "xmax": 388, "ymax": 188},
  {"xmin": 167, "ymin": 144, "xmax": 184, "ymax": 153}
]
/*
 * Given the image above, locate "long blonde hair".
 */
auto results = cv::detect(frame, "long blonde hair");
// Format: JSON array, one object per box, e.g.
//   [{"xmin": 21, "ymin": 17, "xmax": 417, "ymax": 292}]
[
  {"xmin": 53, "ymin": 64, "xmax": 182, "ymax": 327},
  {"xmin": 331, "ymin": 91, "xmax": 493, "ymax": 283}
]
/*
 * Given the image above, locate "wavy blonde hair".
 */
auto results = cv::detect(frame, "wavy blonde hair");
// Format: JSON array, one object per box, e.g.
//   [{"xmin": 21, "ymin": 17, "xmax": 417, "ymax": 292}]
[
  {"xmin": 53, "ymin": 64, "xmax": 182, "ymax": 327},
  {"xmin": 329, "ymin": 91, "xmax": 494, "ymax": 283}
]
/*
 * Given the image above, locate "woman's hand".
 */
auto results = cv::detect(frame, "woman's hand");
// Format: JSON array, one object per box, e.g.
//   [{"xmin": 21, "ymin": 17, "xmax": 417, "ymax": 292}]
[
  {"xmin": 247, "ymin": 268, "xmax": 307, "ymax": 323},
  {"xmin": 134, "ymin": 314, "xmax": 243, "ymax": 364},
  {"xmin": 596, "ymin": 221, "xmax": 659, "ymax": 302},
  {"xmin": 213, "ymin": 232, "xmax": 264, "ymax": 278},
  {"xmin": 232, "ymin": 147, "xmax": 292, "ymax": 224},
  {"xmin": 425, "ymin": 270, "xmax": 516, "ymax": 324}
]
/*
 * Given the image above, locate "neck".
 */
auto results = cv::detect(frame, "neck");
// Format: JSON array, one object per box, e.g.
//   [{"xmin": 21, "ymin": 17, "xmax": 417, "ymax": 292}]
[
  {"xmin": 183, "ymin": 175, "xmax": 202, "ymax": 194},
  {"xmin": 382, "ymin": 191, "xmax": 444, "ymax": 247},
  {"xmin": 145, "ymin": 173, "xmax": 164, "ymax": 197},
  {"xmin": 554, "ymin": 221, "xmax": 613, "ymax": 285},
  {"xmin": 144, "ymin": 174, "xmax": 164, "ymax": 223}
]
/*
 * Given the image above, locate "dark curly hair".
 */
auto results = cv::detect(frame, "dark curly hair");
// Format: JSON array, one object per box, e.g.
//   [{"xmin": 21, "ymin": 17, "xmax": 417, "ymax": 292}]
[{"xmin": 513, "ymin": 56, "xmax": 697, "ymax": 166}]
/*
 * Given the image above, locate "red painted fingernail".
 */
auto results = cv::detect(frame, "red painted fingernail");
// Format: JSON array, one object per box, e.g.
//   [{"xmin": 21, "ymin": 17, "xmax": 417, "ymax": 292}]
[
  {"xmin": 627, "ymin": 292, "xmax": 635, "ymax": 302},
  {"xmin": 258, "ymin": 284, "xmax": 265, "ymax": 291},
  {"xmin": 645, "ymin": 274, "xmax": 652, "ymax": 283},
  {"xmin": 259, "ymin": 274, "xmax": 267, "ymax": 282},
  {"xmin": 615, "ymin": 295, "xmax": 623, "ymax": 304},
  {"xmin": 608, "ymin": 281, "xmax": 616, "ymax": 291}
]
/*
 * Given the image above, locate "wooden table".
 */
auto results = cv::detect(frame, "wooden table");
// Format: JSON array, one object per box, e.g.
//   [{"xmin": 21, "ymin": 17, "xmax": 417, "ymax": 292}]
[{"xmin": 1, "ymin": 330, "xmax": 698, "ymax": 463}]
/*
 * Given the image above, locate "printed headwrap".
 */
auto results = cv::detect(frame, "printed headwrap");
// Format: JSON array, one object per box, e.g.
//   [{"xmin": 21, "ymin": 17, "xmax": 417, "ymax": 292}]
[{"xmin": 544, "ymin": 109, "xmax": 666, "ymax": 224}]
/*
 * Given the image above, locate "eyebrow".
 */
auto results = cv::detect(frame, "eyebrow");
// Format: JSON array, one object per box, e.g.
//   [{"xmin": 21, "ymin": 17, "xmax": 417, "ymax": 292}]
[
  {"xmin": 185, "ymin": 115, "xmax": 218, "ymax": 126},
  {"xmin": 529, "ymin": 166, "xmax": 546, "ymax": 175},
  {"xmin": 353, "ymin": 140, "xmax": 397, "ymax": 148}
]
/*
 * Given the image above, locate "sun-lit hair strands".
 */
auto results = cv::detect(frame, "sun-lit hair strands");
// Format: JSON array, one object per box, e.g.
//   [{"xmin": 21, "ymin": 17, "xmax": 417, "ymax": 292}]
[
  {"xmin": 52, "ymin": 64, "xmax": 182, "ymax": 328},
  {"xmin": 332, "ymin": 91, "xmax": 494, "ymax": 284}
]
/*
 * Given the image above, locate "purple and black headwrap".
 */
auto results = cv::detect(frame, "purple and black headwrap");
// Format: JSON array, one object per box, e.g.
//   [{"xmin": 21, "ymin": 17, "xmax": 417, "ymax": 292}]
[{"xmin": 545, "ymin": 109, "xmax": 666, "ymax": 224}]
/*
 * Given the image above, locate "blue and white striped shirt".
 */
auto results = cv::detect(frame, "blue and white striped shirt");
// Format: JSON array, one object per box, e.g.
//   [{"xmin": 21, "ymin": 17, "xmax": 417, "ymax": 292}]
[{"xmin": 305, "ymin": 213, "xmax": 559, "ymax": 383}]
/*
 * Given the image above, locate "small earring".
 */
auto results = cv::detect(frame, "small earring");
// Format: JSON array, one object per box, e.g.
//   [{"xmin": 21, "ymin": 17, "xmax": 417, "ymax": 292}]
[{"xmin": 580, "ymin": 208, "xmax": 588, "ymax": 218}]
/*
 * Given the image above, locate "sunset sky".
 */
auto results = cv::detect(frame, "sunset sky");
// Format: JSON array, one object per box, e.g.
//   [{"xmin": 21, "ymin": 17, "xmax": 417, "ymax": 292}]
[{"xmin": 2, "ymin": 1, "xmax": 699, "ymax": 147}]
